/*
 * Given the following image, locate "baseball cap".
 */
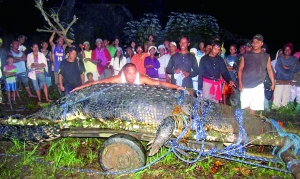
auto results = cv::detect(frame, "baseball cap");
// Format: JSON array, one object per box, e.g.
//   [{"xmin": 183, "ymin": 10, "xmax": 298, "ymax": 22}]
[
  {"xmin": 95, "ymin": 38, "xmax": 103, "ymax": 43},
  {"xmin": 0, "ymin": 38, "xmax": 3, "ymax": 44},
  {"xmin": 190, "ymin": 48, "xmax": 197, "ymax": 55},
  {"xmin": 170, "ymin": 41, "xmax": 177, "ymax": 47},
  {"xmin": 157, "ymin": 44, "xmax": 166, "ymax": 51},
  {"xmin": 252, "ymin": 34, "xmax": 264, "ymax": 41},
  {"xmin": 83, "ymin": 41, "xmax": 90, "ymax": 46}
]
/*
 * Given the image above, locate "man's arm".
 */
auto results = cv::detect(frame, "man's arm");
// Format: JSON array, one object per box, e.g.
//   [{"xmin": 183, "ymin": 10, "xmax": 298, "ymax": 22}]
[
  {"xmin": 71, "ymin": 75, "xmax": 121, "ymax": 92},
  {"xmin": 238, "ymin": 56, "xmax": 245, "ymax": 91},
  {"xmin": 58, "ymin": 73, "xmax": 64, "ymax": 91},
  {"xmin": 49, "ymin": 32, "xmax": 55, "ymax": 47},
  {"xmin": 266, "ymin": 57, "xmax": 275, "ymax": 91},
  {"xmin": 13, "ymin": 52, "xmax": 26, "ymax": 63},
  {"xmin": 140, "ymin": 75, "xmax": 184, "ymax": 90},
  {"xmin": 80, "ymin": 74, "xmax": 85, "ymax": 85},
  {"xmin": 188, "ymin": 55, "xmax": 199, "ymax": 78}
]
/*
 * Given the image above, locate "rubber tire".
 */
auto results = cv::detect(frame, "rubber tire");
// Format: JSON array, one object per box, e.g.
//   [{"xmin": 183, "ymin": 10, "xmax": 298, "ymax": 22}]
[{"xmin": 98, "ymin": 134, "xmax": 146, "ymax": 171}]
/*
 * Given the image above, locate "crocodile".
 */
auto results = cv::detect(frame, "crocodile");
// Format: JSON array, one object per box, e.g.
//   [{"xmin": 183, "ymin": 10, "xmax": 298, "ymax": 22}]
[{"xmin": 0, "ymin": 83, "xmax": 273, "ymax": 155}]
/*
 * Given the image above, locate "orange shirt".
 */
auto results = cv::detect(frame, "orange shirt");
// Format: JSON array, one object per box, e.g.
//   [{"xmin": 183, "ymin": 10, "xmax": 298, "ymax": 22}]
[{"xmin": 131, "ymin": 52, "xmax": 148, "ymax": 75}]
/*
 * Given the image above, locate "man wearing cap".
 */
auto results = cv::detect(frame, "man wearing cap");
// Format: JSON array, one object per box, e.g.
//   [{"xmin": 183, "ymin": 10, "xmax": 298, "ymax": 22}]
[
  {"xmin": 198, "ymin": 42, "xmax": 235, "ymax": 103},
  {"xmin": 82, "ymin": 41, "xmax": 98, "ymax": 82},
  {"xmin": 166, "ymin": 36, "xmax": 199, "ymax": 96},
  {"xmin": 169, "ymin": 41, "xmax": 178, "ymax": 56},
  {"xmin": 273, "ymin": 43, "xmax": 299, "ymax": 108},
  {"xmin": 91, "ymin": 38, "xmax": 112, "ymax": 80},
  {"xmin": 238, "ymin": 34, "xmax": 275, "ymax": 115},
  {"xmin": 157, "ymin": 44, "xmax": 171, "ymax": 82}
]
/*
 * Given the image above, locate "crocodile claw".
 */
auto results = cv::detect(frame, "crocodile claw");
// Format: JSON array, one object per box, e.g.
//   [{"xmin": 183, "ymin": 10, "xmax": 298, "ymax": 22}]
[{"xmin": 147, "ymin": 116, "xmax": 175, "ymax": 156}]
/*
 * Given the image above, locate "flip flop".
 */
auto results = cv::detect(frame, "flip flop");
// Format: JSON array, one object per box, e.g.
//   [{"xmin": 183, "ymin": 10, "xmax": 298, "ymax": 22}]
[{"xmin": 46, "ymin": 99, "xmax": 53, "ymax": 103}]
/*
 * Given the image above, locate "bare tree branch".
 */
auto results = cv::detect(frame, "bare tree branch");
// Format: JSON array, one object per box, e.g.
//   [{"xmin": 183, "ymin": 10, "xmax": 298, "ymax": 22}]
[{"xmin": 35, "ymin": 0, "xmax": 78, "ymax": 47}]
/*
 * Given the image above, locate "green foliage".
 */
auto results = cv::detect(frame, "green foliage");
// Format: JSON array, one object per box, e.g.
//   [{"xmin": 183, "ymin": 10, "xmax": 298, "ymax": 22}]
[
  {"xmin": 164, "ymin": 12, "xmax": 219, "ymax": 46},
  {"xmin": 123, "ymin": 13, "xmax": 162, "ymax": 45}
]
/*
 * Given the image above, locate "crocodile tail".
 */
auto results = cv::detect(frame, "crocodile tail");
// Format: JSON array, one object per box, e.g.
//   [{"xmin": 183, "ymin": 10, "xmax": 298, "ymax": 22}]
[{"xmin": 0, "ymin": 124, "xmax": 61, "ymax": 144}]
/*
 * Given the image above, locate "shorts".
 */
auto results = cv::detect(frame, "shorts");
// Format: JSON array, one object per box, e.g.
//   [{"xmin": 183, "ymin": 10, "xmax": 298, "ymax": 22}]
[
  {"xmin": 5, "ymin": 82, "xmax": 17, "ymax": 91},
  {"xmin": 31, "ymin": 73, "xmax": 46, "ymax": 91},
  {"xmin": 240, "ymin": 83, "xmax": 264, "ymax": 110},
  {"xmin": 16, "ymin": 74, "xmax": 29, "ymax": 87}
]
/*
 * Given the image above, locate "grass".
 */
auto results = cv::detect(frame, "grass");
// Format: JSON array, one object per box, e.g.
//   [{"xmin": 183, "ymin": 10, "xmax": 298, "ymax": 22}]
[{"xmin": 0, "ymin": 137, "xmax": 295, "ymax": 179}]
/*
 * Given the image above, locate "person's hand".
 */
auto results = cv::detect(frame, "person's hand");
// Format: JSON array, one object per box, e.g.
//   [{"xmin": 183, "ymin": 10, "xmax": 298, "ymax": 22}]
[
  {"xmin": 174, "ymin": 69, "xmax": 181, "ymax": 74},
  {"xmin": 283, "ymin": 65, "xmax": 289, "ymax": 69},
  {"xmin": 182, "ymin": 71, "xmax": 190, "ymax": 77},
  {"xmin": 270, "ymin": 83, "xmax": 275, "ymax": 91},
  {"xmin": 196, "ymin": 90, "xmax": 202, "ymax": 97},
  {"xmin": 177, "ymin": 86, "xmax": 185, "ymax": 90},
  {"xmin": 228, "ymin": 81, "xmax": 236, "ymax": 88},
  {"xmin": 59, "ymin": 84, "xmax": 65, "ymax": 92},
  {"xmin": 145, "ymin": 65, "xmax": 153, "ymax": 68},
  {"xmin": 238, "ymin": 82, "xmax": 244, "ymax": 92}
]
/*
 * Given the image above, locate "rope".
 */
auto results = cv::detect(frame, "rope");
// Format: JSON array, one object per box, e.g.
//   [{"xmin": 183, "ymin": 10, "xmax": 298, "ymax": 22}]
[{"xmin": 270, "ymin": 118, "xmax": 300, "ymax": 159}]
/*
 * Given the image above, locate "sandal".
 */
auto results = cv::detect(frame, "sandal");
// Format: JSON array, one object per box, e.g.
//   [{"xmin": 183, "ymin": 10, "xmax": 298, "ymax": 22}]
[{"xmin": 46, "ymin": 99, "xmax": 53, "ymax": 103}]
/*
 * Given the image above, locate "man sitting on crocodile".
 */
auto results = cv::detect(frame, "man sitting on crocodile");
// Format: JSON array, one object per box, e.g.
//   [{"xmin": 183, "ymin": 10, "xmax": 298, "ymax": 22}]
[{"xmin": 71, "ymin": 63, "xmax": 185, "ymax": 92}]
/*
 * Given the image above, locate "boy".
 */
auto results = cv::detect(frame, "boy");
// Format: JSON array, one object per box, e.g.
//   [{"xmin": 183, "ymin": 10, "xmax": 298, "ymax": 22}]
[
  {"xmin": 85, "ymin": 72, "xmax": 95, "ymax": 84},
  {"xmin": 3, "ymin": 55, "xmax": 17, "ymax": 104}
]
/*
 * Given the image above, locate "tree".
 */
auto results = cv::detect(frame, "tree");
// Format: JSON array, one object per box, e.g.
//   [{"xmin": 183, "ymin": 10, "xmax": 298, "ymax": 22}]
[
  {"xmin": 34, "ymin": 0, "xmax": 78, "ymax": 47},
  {"xmin": 164, "ymin": 12, "xmax": 219, "ymax": 46},
  {"xmin": 123, "ymin": 13, "xmax": 162, "ymax": 45}
]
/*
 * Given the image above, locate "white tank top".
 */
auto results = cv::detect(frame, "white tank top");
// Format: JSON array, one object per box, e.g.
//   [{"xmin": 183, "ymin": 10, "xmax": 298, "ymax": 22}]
[{"xmin": 121, "ymin": 72, "xmax": 140, "ymax": 84}]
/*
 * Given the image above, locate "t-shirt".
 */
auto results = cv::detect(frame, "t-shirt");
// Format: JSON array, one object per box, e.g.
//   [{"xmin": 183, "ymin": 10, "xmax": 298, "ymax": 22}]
[
  {"xmin": 58, "ymin": 59, "xmax": 84, "ymax": 89},
  {"xmin": 4, "ymin": 65, "xmax": 17, "ymax": 83},
  {"xmin": 83, "ymin": 50, "xmax": 97, "ymax": 73},
  {"xmin": 242, "ymin": 51, "xmax": 269, "ymax": 88}
]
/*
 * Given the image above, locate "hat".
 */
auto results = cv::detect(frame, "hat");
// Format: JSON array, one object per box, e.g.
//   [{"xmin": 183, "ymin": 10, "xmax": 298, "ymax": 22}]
[
  {"xmin": 83, "ymin": 41, "xmax": 90, "ymax": 46},
  {"xmin": 190, "ymin": 48, "xmax": 197, "ymax": 55},
  {"xmin": 252, "ymin": 34, "xmax": 264, "ymax": 41},
  {"xmin": 283, "ymin": 43, "xmax": 293, "ymax": 51},
  {"xmin": 148, "ymin": 46, "xmax": 157, "ymax": 53},
  {"xmin": 0, "ymin": 38, "xmax": 2, "ymax": 44},
  {"xmin": 95, "ymin": 38, "xmax": 103, "ymax": 43},
  {"xmin": 157, "ymin": 44, "xmax": 166, "ymax": 51},
  {"xmin": 18, "ymin": 35, "xmax": 27, "ymax": 40},
  {"xmin": 170, "ymin": 41, "xmax": 177, "ymax": 47},
  {"xmin": 245, "ymin": 42, "xmax": 252, "ymax": 47}
]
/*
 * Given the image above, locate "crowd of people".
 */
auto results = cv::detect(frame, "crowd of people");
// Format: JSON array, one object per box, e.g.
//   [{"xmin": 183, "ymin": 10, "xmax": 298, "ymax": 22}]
[{"xmin": 0, "ymin": 32, "xmax": 300, "ymax": 115}]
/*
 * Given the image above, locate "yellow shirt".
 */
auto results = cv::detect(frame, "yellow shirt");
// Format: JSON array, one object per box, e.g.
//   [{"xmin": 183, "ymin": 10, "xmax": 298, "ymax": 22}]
[{"xmin": 83, "ymin": 50, "xmax": 97, "ymax": 72}]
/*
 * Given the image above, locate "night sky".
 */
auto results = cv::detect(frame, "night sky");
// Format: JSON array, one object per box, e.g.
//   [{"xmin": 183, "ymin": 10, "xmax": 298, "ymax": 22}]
[{"xmin": 0, "ymin": 0, "xmax": 299, "ymax": 53}]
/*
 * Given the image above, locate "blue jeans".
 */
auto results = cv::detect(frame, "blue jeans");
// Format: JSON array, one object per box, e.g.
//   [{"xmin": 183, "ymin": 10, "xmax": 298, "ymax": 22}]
[{"xmin": 31, "ymin": 73, "xmax": 46, "ymax": 91}]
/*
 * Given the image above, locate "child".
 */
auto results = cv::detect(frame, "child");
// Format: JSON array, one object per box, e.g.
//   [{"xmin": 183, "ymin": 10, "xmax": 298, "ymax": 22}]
[
  {"xmin": 3, "ymin": 55, "xmax": 18, "ymax": 104},
  {"xmin": 85, "ymin": 72, "xmax": 95, "ymax": 84}
]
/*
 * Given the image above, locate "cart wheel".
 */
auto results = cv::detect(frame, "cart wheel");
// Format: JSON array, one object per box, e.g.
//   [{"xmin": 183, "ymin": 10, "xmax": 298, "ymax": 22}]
[{"xmin": 98, "ymin": 134, "xmax": 146, "ymax": 171}]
